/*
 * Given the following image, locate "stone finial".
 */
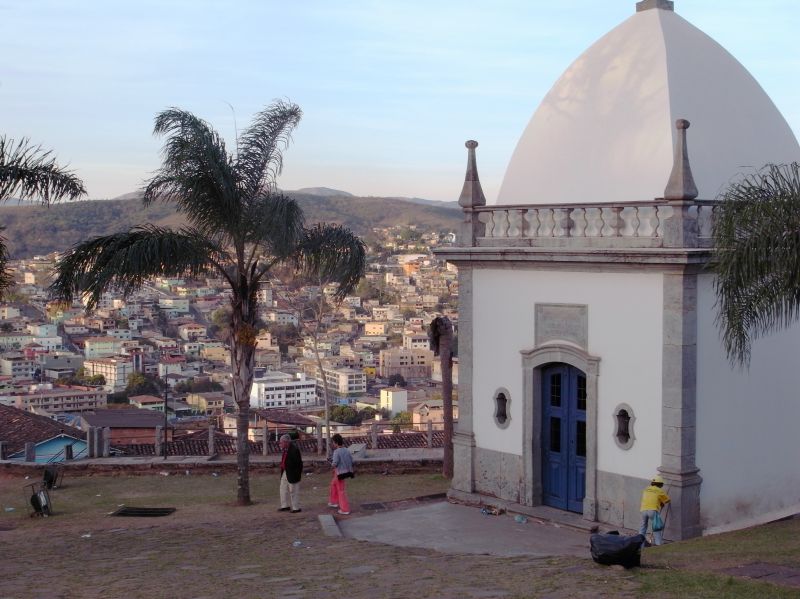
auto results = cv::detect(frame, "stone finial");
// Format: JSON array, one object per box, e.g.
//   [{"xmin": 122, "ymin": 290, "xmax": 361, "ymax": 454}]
[
  {"xmin": 636, "ymin": 0, "xmax": 674, "ymax": 11},
  {"xmin": 664, "ymin": 119, "xmax": 698, "ymax": 201},
  {"xmin": 458, "ymin": 140, "xmax": 487, "ymax": 209}
]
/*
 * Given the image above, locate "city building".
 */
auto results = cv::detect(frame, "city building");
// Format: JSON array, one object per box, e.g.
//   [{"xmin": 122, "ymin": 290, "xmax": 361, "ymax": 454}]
[
  {"xmin": 11, "ymin": 385, "xmax": 107, "ymax": 414},
  {"xmin": 250, "ymin": 371, "xmax": 318, "ymax": 409},
  {"xmin": 379, "ymin": 347, "xmax": 434, "ymax": 380},
  {"xmin": 83, "ymin": 357, "xmax": 135, "ymax": 393}
]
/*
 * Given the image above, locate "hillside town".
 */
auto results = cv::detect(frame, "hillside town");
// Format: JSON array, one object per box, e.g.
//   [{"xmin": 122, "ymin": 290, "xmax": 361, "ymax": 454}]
[{"xmin": 0, "ymin": 224, "xmax": 459, "ymax": 462}]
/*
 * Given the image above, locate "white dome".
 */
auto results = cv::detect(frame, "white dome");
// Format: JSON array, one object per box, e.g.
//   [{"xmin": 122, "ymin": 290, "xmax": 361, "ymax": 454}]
[{"xmin": 496, "ymin": 5, "xmax": 800, "ymax": 205}]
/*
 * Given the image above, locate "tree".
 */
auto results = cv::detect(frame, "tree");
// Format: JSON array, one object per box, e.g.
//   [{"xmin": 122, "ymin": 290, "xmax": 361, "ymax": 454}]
[
  {"xmin": 174, "ymin": 378, "xmax": 224, "ymax": 394},
  {"xmin": 390, "ymin": 410, "xmax": 412, "ymax": 433},
  {"xmin": 86, "ymin": 374, "xmax": 106, "ymax": 386},
  {"xmin": 50, "ymin": 101, "xmax": 365, "ymax": 505},
  {"xmin": 712, "ymin": 163, "xmax": 800, "ymax": 367},
  {"xmin": 387, "ymin": 373, "xmax": 406, "ymax": 387},
  {"xmin": 329, "ymin": 404, "xmax": 359, "ymax": 426},
  {"xmin": 126, "ymin": 372, "xmax": 160, "ymax": 396},
  {"xmin": 0, "ymin": 136, "xmax": 86, "ymax": 296},
  {"xmin": 429, "ymin": 316, "xmax": 454, "ymax": 478}
]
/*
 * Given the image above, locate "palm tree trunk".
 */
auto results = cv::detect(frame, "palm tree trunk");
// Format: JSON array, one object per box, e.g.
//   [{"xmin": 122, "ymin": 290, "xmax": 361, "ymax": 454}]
[
  {"xmin": 440, "ymin": 322, "xmax": 454, "ymax": 479},
  {"xmin": 230, "ymin": 293, "xmax": 258, "ymax": 506}
]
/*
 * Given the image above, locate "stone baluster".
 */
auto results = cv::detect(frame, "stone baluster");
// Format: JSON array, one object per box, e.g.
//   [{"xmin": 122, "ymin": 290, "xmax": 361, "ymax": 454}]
[
  {"xmin": 524, "ymin": 209, "xmax": 540, "ymax": 237},
  {"xmin": 630, "ymin": 206, "xmax": 641, "ymax": 237},
  {"xmin": 478, "ymin": 211, "xmax": 494, "ymax": 237},
  {"xmin": 507, "ymin": 209, "xmax": 523, "ymax": 237},
  {"xmin": 610, "ymin": 207, "xmax": 623, "ymax": 236},
  {"xmin": 572, "ymin": 207, "xmax": 587, "ymax": 237},
  {"xmin": 585, "ymin": 207, "xmax": 602, "ymax": 237},
  {"xmin": 494, "ymin": 210, "xmax": 510, "ymax": 238}
]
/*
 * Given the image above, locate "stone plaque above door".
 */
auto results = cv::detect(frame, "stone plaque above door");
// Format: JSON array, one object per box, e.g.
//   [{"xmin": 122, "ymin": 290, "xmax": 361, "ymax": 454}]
[{"xmin": 534, "ymin": 303, "xmax": 588, "ymax": 349}]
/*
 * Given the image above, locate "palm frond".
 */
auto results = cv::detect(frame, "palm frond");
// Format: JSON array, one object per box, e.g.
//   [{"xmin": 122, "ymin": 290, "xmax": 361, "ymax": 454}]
[
  {"xmin": 294, "ymin": 224, "xmax": 366, "ymax": 301},
  {"xmin": 50, "ymin": 225, "xmax": 229, "ymax": 310},
  {"xmin": 236, "ymin": 100, "xmax": 301, "ymax": 197},
  {"xmin": 0, "ymin": 136, "xmax": 86, "ymax": 204},
  {"xmin": 712, "ymin": 162, "xmax": 800, "ymax": 367},
  {"xmin": 143, "ymin": 108, "xmax": 239, "ymax": 237},
  {"xmin": 245, "ymin": 191, "xmax": 305, "ymax": 259}
]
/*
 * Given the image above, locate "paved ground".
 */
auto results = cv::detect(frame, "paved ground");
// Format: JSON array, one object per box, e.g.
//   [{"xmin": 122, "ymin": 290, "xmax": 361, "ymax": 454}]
[{"xmin": 338, "ymin": 501, "xmax": 592, "ymax": 558}]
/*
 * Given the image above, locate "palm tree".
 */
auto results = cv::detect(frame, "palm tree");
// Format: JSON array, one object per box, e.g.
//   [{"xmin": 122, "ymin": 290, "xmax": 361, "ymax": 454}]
[
  {"xmin": 0, "ymin": 136, "xmax": 86, "ymax": 296},
  {"xmin": 50, "ymin": 102, "xmax": 366, "ymax": 505},
  {"xmin": 429, "ymin": 316, "xmax": 454, "ymax": 478},
  {"xmin": 712, "ymin": 162, "xmax": 800, "ymax": 368}
]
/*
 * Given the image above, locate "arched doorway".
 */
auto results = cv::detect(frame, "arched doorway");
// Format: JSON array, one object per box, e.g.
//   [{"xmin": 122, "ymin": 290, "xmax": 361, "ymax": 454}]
[
  {"xmin": 521, "ymin": 344, "xmax": 599, "ymax": 520},
  {"xmin": 541, "ymin": 364, "xmax": 586, "ymax": 512}
]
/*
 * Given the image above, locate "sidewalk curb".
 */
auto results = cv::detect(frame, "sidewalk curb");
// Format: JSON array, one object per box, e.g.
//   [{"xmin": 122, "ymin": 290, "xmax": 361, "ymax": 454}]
[{"xmin": 318, "ymin": 514, "xmax": 342, "ymax": 538}]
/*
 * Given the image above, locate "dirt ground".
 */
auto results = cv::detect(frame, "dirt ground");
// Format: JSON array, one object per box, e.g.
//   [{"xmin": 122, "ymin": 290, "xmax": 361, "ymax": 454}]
[{"xmin": 0, "ymin": 471, "xmax": 642, "ymax": 599}]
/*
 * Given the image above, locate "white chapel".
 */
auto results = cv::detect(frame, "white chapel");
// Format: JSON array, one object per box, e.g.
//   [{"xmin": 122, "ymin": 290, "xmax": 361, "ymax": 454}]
[{"xmin": 436, "ymin": 0, "xmax": 800, "ymax": 539}]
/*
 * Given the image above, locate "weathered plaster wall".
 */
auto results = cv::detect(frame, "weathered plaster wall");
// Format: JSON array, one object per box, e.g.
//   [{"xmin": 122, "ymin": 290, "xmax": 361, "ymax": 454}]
[
  {"xmin": 472, "ymin": 268, "xmax": 664, "ymax": 480},
  {"xmin": 696, "ymin": 274, "xmax": 800, "ymax": 533}
]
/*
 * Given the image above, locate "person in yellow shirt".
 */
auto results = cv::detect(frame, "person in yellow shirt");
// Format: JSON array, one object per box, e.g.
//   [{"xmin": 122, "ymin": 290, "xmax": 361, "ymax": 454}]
[{"xmin": 639, "ymin": 474, "xmax": 670, "ymax": 546}]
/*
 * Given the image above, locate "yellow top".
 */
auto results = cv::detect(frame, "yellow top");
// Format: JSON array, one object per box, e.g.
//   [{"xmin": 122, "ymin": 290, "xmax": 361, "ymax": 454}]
[{"xmin": 640, "ymin": 484, "xmax": 670, "ymax": 511}]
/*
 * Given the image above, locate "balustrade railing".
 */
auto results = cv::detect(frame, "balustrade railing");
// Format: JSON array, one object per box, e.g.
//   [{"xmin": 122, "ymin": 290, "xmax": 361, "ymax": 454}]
[{"xmin": 471, "ymin": 200, "xmax": 718, "ymax": 248}]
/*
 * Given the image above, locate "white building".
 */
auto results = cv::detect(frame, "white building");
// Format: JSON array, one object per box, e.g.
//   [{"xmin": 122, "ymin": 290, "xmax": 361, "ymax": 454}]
[
  {"xmin": 318, "ymin": 365, "xmax": 367, "ymax": 405},
  {"xmin": 250, "ymin": 371, "xmax": 318, "ymax": 409},
  {"xmin": 83, "ymin": 357, "xmax": 135, "ymax": 393},
  {"xmin": 403, "ymin": 332, "xmax": 430, "ymax": 350},
  {"xmin": 83, "ymin": 336, "xmax": 123, "ymax": 359},
  {"xmin": 264, "ymin": 310, "xmax": 298, "ymax": 327},
  {"xmin": 435, "ymin": 0, "xmax": 800, "ymax": 540},
  {"xmin": 379, "ymin": 387, "xmax": 408, "ymax": 416}
]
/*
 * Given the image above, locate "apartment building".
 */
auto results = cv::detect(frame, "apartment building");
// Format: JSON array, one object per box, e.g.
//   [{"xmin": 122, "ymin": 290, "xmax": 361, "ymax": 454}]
[
  {"xmin": 250, "ymin": 371, "xmax": 317, "ymax": 409},
  {"xmin": 83, "ymin": 336, "xmax": 123, "ymax": 359},
  {"xmin": 0, "ymin": 355, "xmax": 37, "ymax": 380},
  {"xmin": 83, "ymin": 357, "xmax": 135, "ymax": 392},
  {"xmin": 12, "ymin": 385, "xmax": 107, "ymax": 413},
  {"xmin": 378, "ymin": 347, "xmax": 434, "ymax": 379},
  {"xmin": 403, "ymin": 331, "xmax": 430, "ymax": 350}
]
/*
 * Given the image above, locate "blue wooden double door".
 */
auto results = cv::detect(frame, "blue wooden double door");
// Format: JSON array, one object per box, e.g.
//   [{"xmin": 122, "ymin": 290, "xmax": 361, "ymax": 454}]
[{"xmin": 542, "ymin": 364, "xmax": 587, "ymax": 513}]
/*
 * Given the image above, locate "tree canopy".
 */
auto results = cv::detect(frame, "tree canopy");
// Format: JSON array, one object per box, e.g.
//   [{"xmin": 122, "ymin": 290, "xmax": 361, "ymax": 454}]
[
  {"xmin": 712, "ymin": 162, "xmax": 800, "ymax": 367},
  {"xmin": 0, "ymin": 135, "xmax": 85, "ymax": 296}
]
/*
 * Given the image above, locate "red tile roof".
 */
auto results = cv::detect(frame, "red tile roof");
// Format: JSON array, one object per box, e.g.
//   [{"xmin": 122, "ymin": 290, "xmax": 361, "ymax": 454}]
[{"xmin": 0, "ymin": 404, "xmax": 86, "ymax": 455}]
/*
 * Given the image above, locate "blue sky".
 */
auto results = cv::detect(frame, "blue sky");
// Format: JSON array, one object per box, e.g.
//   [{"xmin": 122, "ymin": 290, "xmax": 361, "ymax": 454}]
[{"xmin": 1, "ymin": 1, "xmax": 797, "ymax": 202}]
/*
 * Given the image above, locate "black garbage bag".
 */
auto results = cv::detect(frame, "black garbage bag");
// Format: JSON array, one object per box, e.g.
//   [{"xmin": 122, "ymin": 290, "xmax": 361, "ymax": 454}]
[{"xmin": 590, "ymin": 532, "xmax": 645, "ymax": 568}]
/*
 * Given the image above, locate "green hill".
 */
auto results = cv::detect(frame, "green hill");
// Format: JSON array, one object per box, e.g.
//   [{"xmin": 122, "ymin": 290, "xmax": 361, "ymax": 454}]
[{"xmin": 0, "ymin": 193, "xmax": 460, "ymax": 258}]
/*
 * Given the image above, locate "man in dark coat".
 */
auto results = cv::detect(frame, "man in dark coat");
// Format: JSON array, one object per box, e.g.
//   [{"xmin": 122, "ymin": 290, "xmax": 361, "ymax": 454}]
[{"xmin": 278, "ymin": 433, "xmax": 303, "ymax": 513}]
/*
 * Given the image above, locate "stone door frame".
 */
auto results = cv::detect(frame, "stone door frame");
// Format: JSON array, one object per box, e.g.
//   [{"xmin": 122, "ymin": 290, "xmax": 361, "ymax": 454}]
[{"xmin": 521, "ymin": 343, "xmax": 600, "ymax": 521}]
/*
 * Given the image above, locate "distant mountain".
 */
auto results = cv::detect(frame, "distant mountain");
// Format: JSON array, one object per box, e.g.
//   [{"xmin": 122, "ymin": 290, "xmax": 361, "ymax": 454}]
[
  {"xmin": 290, "ymin": 187, "xmax": 353, "ymax": 198},
  {"xmin": 392, "ymin": 197, "xmax": 459, "ymax": 210},
  {"xmin": 0, "ymin": 192, "xmax": 460, "ymax": 259}
]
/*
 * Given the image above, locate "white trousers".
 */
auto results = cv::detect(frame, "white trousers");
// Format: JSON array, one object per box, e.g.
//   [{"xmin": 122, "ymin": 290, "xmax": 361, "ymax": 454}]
[{"xmin": 280, "ymin": 472, "xmax": 301, "ymax": 510}]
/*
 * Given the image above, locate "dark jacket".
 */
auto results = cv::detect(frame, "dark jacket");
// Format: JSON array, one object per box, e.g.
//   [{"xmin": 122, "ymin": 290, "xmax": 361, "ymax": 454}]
[{"xmin": 281, "ymin": 442, "xmax": 303, "ymax": 484}]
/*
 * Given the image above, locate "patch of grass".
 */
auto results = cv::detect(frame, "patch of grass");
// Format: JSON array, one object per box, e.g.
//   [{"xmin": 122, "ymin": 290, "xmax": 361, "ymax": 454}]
[{"xmin": 636, "ymin": 568, "xmax": 800, "ymax": 599}]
